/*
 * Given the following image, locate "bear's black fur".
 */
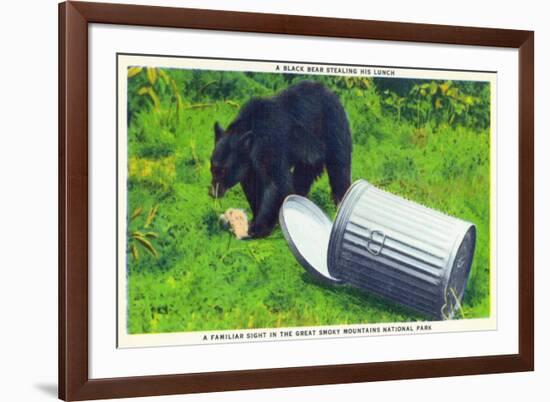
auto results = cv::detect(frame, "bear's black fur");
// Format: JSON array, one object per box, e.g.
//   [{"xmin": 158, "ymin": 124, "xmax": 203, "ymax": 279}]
[{"xmin": 210, "ymin": 80, "xmax": 352, "ymax": 238}]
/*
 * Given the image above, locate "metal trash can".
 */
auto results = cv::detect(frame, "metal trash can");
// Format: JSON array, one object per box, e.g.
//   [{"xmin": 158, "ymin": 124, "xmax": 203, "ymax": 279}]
[{"xmin": 279, "ymin": 180, "xmax": 476, "ymax": 320}]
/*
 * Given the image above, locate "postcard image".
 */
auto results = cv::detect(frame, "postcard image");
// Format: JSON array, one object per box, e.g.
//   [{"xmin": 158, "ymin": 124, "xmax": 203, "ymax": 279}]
[{"xmin": 117, "ymin": 54, "xmax": 496, "ymax": 348}]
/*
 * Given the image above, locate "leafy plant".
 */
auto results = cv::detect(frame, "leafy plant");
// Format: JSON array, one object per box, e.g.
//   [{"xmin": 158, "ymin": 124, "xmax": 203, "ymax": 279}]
[
  {"xmin": 128, "ymin": 205, "xmax": 160, "ymax": 261},
  {"xmin": 408, "ymin": 81, "xmax": 482, "ymax": 128},
  {"xmin": 382, "ymin": 90, "xmax": 406, "ymax": 121},
  {"xmin": 127, "ymin": 66, "xmax": 184, "ymax": 130}
]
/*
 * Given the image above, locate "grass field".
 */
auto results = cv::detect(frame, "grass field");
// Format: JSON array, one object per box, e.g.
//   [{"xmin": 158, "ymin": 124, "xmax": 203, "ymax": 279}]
[{"xmin": 124, "ymin": 67, "xmax": 491, "ymax": 334}]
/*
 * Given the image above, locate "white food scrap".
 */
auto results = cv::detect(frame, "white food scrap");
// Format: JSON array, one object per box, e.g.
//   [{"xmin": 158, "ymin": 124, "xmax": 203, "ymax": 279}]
[{"xmin": 219, "ymin": 208, "xmax": 249, "ymax": 239}]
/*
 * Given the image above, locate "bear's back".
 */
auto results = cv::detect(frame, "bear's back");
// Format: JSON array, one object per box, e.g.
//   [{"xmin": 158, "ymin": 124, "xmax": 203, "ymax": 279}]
[{"xmin": 275, "ymin": 81, "xmax": 336, "ymax": 109}]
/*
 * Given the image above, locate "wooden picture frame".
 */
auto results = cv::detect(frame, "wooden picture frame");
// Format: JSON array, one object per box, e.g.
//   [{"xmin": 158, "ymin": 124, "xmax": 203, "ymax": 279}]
[{"xmin": 59, "ymin": 1, "xmax": 534, "ymax": 400}]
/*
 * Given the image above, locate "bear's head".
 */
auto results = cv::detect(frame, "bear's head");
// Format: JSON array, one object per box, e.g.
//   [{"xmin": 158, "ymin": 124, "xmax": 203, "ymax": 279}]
[{"xmin": 209, "ymin": 122, "xmax": 252, "ymax": 198}]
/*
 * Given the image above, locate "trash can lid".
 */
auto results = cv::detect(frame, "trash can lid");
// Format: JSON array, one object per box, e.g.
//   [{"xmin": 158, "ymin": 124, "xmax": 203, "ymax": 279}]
[{"xmin": 279, "ymin": 195, "xmax": 342, "ymax": 284}]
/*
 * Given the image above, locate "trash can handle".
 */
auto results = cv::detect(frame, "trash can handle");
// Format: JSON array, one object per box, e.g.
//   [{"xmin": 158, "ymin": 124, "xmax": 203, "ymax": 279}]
[{"xmin": 365, "ymin": 229, "xmax": 386, "ymax": 256}]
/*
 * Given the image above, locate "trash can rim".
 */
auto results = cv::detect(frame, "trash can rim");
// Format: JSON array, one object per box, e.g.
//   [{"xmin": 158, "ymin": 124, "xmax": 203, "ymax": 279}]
[
  {"xmin": 440, "ymin": 223, "xmax": 477, "ymax": 319},
  {"xmin": 279, "ymin": 194, "xmax": 342, "ymax": 284}
]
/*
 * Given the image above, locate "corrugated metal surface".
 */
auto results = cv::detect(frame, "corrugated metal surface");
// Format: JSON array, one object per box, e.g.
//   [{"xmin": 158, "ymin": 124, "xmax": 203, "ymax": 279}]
[{"xmin": 328, "ymin": 180, "xmax": 475, "ymax": 319}]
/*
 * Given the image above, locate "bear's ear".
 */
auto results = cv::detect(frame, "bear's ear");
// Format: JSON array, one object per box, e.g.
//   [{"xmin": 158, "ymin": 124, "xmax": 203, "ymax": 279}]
[
  {"xmin": 238, "ymin": 130, "xmax": 254, "ymax": 151},
  {"xmin": 214, "ymin": 122, "xmax": 224, "ymax": 143}
]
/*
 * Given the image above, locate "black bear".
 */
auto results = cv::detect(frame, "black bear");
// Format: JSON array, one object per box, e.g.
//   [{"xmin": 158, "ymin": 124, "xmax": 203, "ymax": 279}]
[{"xmin": 209, "ymin": 80, "xmax": 352, "ymax": 238}]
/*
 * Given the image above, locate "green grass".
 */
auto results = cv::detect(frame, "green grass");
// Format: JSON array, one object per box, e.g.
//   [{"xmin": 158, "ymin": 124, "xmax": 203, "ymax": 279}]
[{"xmin": 125, "ymin": 68, "xmax": 491, "ymax": 334}]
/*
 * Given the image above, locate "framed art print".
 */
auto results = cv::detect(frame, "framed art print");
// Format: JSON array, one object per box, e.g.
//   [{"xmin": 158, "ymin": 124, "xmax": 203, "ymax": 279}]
[{"xmin": 59, "ymin": 1, "xmax": 534, "ymax": 400}]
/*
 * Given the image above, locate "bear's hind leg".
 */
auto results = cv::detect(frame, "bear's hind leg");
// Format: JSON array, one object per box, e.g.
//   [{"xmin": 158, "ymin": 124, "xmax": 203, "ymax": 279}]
[
  {"xmin": 292, "ymin": 163, "xmax": 323, "ymax": 197},
  {"xmin": 323, "ymin": 105, "xmax": 352, "ymax": 205},
  {"xmin": 326, "ymin": 156, "xmax": 351, "ymax": 205}
]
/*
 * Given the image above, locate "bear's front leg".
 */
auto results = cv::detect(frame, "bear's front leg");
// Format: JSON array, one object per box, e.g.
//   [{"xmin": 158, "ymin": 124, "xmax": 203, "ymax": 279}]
[
  {"xmin": 240, "ymin": 170, "xmax": 262, "ymax": 218},
  {"xmin": 248, "ymin": 179, "xmax": 291, "ymax": 238},
  {"xmin": 248, "ymin": 220, "xmax": 272, "ymax": 239}
]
